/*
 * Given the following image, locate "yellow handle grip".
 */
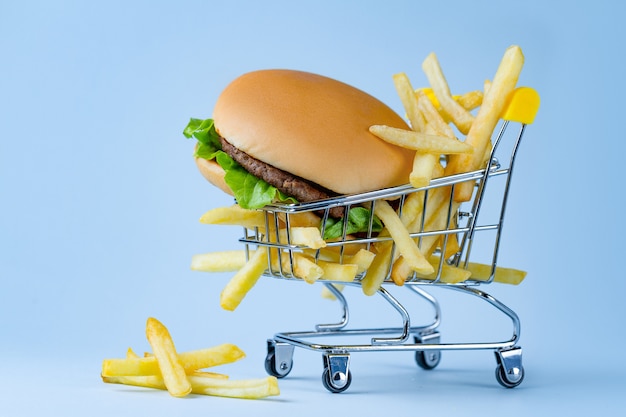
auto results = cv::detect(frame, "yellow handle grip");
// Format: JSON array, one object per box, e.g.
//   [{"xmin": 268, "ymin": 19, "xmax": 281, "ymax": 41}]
[{"xmin": 500, "ymin": 86, "xmax": 540, "ymax": 125}]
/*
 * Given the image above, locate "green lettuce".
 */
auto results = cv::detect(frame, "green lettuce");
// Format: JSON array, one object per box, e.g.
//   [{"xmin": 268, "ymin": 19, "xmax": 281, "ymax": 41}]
[
  {"xmin": 183, "ymin": 117, "xmax": 295, "ymax": 209},
  {"xmin": 322, "ymin": 206, "xmax": 383, "ymax": 240}
]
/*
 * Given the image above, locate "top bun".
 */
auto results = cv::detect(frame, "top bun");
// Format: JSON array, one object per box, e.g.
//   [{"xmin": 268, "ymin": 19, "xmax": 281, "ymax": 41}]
[{"xmin": 212, "ymin": 69, "xmax": 415, "ymax": 195}]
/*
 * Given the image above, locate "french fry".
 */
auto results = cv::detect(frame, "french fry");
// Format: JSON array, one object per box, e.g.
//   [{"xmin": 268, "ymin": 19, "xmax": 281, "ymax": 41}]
[
  {"xmin": 392, "ymin": 255, "xmax": 471, "ymax": 284},
  {"xmin": 446, "ymin": 45, "xmax": 525, "ymax": 201},
  {"xmin": 188, "ymin": 375, "xmax": 280, "ymax": 399},
  {"xmin": 278, "ymin": 252, "xmax": 324, "ymax": 283},
  {"xmin": 199, "ymin": 204, "xmax": 265, "ymax": 229},
  {"xmin": 321, "ymin": 283, "xmax": 345, "ymax": 300},
  {"xmin": 456, "ymin": 90, "xmax": 483, "ymax": 111},
  {"xmin": 361, "ymin": 240, "xmax": 394, "ymax": 296},
  {"xmin": 317, "ymin": 260, "xmax": 359, "ymax": 282},
  {"xmin": 415, "ymin": 89, "xmax": 456, "ymax": 139},
  {"xmin": 393, "ymin": 72, "xmax": 427, "ymax": 132},
  {"xmin": 415, "ymin": 87, "xmax": 483, "ymax": 114},
  {"xmin": 276, "ymin": 211, "xmax": 322, "ymax": 228},
  {"xmin": 422, "ymin": 52, "xmax": 474, "ymax": 135},
  {"xmin": 191, "ymin": 251, "xmax": 248, "ymax": 272},
  {"xmin": 369, "ymin": 125, "xmax": 473, "ymax": 154},
  {"xmin": 103, "ymin": 374, "xmax": 279, "ymax": 399},
  {"xmin": 374, "ymin": 200, "xmax": 434, "ymax": 276},
  {"xmin": 466, "ymin": 262, "xmax": 527, "ymax": 285},
  {"xmin": 103, "ymin": 344, "xmax": 247, "ymax": 378},
  {"xmin": 145, "ymin": 317, "xmax": 191, "ymax": 397},
  {"xmin": 220, "ymin": 246, "xmax": 268, "ymax": 311},
  {"xmin": 191, "ymin": 370, "xmax": 229, "ymax": 380},
  {"xmin": 277, "ymin": 226, "xmax": 327, "ymax": 249}
]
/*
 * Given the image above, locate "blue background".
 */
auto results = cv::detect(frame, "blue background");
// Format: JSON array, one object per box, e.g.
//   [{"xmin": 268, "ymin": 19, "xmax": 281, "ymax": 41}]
[{"xmin": 1, "ymin": 0, "xmax": 624, "ymax": 415}]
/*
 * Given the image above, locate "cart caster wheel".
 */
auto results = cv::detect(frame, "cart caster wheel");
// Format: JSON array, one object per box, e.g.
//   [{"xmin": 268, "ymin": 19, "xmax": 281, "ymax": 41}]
[
  {"xmin": 265, "ymin": 352, "xmax": 293, "ymax": 378},
  {"xmin": 414, "ymin": 334, "xmax": 441, "ymax": 370},
  {"xmin": 495, "ymin": 363, "xmax": 524, "ymax": 388},
  {"xmin": 264, "ymin": 340, "xmax": 294, "ymax": 378},
  {"xmin": 494, "ymin": 347, "xmax": 524, "ymax": 388},
  {"xmin": 415, "ymin": 350, "xmax": 441, "ymax": 370},
  {"xmin": 321, "ymin": 353, "xmax": 351, "ymax": 393},
  {"xmin": 322, "ymin": 367, "xmax": 352, "ymax": 393}
]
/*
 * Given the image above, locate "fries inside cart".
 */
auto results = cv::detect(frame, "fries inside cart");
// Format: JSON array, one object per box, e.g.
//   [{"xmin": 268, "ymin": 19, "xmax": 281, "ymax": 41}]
[{"xmin": 187, "ymin": 45, "xmax": 540, "ymax": 393}]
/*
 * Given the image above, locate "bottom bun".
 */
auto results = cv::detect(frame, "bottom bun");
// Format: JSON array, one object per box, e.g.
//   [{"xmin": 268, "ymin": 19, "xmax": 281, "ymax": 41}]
[{"xmin": 195, "ymin": 157, "xmax": 233, "ymax": 197}]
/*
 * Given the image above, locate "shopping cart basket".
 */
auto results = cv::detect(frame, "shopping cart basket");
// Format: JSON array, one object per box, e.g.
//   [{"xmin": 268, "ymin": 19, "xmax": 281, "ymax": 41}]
[{"xmin": 240, "ymin": 87, "xmax": 540, "ymax": 393}]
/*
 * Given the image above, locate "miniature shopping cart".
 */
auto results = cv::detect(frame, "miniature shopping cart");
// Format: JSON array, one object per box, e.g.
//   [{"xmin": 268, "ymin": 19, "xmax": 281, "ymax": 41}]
[{"xmin": 240, "ymin": 87, "xmax": 540, "ymax": 393}]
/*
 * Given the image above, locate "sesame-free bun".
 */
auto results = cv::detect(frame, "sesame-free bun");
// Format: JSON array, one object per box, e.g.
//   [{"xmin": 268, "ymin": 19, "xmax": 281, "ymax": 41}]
[
  {"xmin": 195, "ymin": 156, "xmax": 233, "ymax": 196},
  {"xmin": 211, "ymin": 69, "xmax": 415, "ymax": 195}
]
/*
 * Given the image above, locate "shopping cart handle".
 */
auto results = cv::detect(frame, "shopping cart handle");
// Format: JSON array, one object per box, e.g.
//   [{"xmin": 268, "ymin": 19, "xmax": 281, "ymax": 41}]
[{"xmin": 500, "ymin": 87, "xmax": 540, "ymax": 125}]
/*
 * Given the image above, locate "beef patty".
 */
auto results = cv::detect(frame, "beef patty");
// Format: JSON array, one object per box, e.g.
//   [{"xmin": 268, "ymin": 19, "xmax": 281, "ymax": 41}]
[{"xmin": 220, "ymin": 137, "xmax": 344, "ymax": 217}]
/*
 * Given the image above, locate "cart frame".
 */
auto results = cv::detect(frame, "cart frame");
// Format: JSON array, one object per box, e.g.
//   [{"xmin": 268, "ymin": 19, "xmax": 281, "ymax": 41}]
[{"xmin": 239, "ymin": 88, "xmax": 538, "ymax": 392}]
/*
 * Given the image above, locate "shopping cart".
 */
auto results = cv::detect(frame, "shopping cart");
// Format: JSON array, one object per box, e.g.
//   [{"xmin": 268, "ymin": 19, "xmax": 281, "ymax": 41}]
[{"xmin": 240, "ymin": 87, "xmax": 540, "ymax": 393}]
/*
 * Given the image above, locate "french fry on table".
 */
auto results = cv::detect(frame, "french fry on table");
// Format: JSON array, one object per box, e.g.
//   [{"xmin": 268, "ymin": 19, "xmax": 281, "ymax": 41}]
[
  {"xmin": 145, "ymin": 317, "xmax": 191, "ymax": 397},
  {"xmin": 102, "ymin": 318, "xmax": 279, "ymax": 399},
  {"xmin": 102, "ymin": 343, "xmax": 246, "ymax": 377},
  {"xmin": 445, "ymin": 45, "xmax": 525, "ymax": 202},
  {"xmin": 103, "ymin": 374, "xmax": 279, "ymax": 399}
]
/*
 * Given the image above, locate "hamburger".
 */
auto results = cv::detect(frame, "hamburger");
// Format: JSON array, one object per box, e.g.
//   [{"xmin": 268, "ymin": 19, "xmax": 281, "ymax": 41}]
[{"xmin": 183, "ymin": 69, "xmax": 415, "ymax": 234}]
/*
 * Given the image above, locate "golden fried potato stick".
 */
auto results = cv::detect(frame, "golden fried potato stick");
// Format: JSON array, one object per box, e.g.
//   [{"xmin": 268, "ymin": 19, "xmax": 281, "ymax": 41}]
[
  {"xmin": 466, "ymin": 262, "xmax": 527, "ymax": 285},
  {"xmin": 455, "ymin": 90, "xmax": 483, "ymax": 111},
  {"xmin": 191, "ymin": 251, "xmax": 248, "ymax": 272},
  {"xmin": 393, "ymin": 72, "xmax": 427, "ymax": 132},
  {"xmin": 220, "ymin": 246, "xmax": 268, "ymax": 311},
  {"xmin": 422, "ymin": 52, "xmax": 474, "ymax": 135},
  {"xmin": 317, "ymin": 260, "xmax": 359, "ymax": 282},
  {"xmin": 368, "ymin": 125, "xmax": 473, "ymax": 154},
  {"xmin": 277, "ymin": 252, "xmax": 324, "ymax": 283},
  {"xmin": 199, "ymin": 204, "xmax": 265, "ymax": 229},
  {"xmin": 145, "ymin": 317, "xmax": 191, "ymax": 397},
  {"xmin": 374, "ymin": 200, "xmax": 434, "ymax": 275},
  {"xmin": 103, "ymin": 374, "xmax": 279, "ymax": 399},
  {"xmin": 277, "ymin": 227, "xmax": 327, "ymax": 249},
  {"xmin": 305, "ymin": 248, "xmax": 375, "ymax": 274},
  {"xmin": 415, "ymin": 89, "xmax": 456, "ymax": 139},
  {"xmin": 446, "ymin": 45, "xmax": 525, "ymax": 202},
  {"xmin": 103, "ymin": 344, "xmax": 245, "ymax": 377},
  {"xmin": 392, "ymin": 255, "xmax": 471, "ymax": 284},
  {"xmin": 361, "ymin": 240, "xmax": 394, "ymax": 296}
]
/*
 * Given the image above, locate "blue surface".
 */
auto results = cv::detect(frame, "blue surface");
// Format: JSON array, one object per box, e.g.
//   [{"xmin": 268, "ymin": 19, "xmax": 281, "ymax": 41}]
[{"xmin": 1, "ymin": 0, "xmax": 624, "ymax": 415}]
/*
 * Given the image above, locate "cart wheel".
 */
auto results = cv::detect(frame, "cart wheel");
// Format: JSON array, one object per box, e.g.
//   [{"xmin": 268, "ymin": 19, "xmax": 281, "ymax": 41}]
[
  {"xmin": 322, "ymin": 367, "xmax": 352, "ymax": 393},
  {"xmin": 415, "ymin": 350, "xmax": 441, "ymax": 370},
  {"xmin": 495, "ymin": 363, "xmax": 524, "ymax": 388},
  {"xmin": 414, "ymin": 334, "xmax": 441, "ymax": 370},
  {"xmin": 264, "ymin": 352, "xmax": 293, "ymax": 378}
]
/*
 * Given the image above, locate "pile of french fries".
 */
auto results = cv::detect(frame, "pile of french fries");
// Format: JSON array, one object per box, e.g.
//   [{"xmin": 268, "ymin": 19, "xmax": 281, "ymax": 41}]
[
  {"xmin": 102, "ymin": 317, "xmax": 280, "ymax": 399},
  {"xmin": 193, "ymin": 45, "xmax": 528, "ymax": 309}
]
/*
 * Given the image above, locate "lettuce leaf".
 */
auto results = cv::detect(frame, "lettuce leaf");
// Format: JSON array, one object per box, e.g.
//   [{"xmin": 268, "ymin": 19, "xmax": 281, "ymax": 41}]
[
  {"xmin": 322, "ymin": 206, "xmax": 383, "ymax": 240},
  {"xmin": 183, "ymin": 117, "xmax": 295, "ymax": 210}
]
